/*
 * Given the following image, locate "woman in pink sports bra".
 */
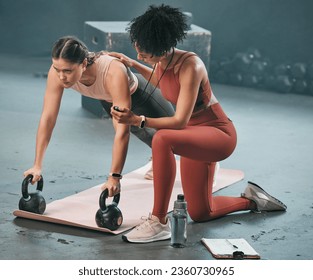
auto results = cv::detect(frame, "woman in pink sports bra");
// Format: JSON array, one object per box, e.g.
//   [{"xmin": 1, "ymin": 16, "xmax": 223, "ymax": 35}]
[
  {"xmin": 23, "ymin": 36, "xmax": 174, "ymax": 195},
  {"xmin": 110, "ymin": 4, "xmax": 287, "ymax": 243}
]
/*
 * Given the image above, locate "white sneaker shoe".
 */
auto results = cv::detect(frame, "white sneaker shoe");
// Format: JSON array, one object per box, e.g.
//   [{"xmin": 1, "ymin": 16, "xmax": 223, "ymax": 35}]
[
  {"xmin": 144, "ymin": 157, "xmax": 153, "ymax": 180},
  {"xmin": 213, "ymin": 162, "xmax": 220, "ymax": 188},
  {"xmin": 122, "ymin": 214, "xmax": 171, "ymax": 243},
  {"xmin": 241, "ymin": 181, "xmax": 287, "ymax": 212}
]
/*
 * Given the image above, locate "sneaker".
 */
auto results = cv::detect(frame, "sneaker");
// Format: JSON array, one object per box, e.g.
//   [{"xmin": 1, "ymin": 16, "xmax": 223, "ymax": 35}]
[
  {"xmin": 241, "ymin": 181, "xmax": 287, "ymax": 212},
  {"xmin": 212, "ymin": 162, "xmax": 220, "ymax": 188},
  {"xmin": 144, "ymin": 157, "xmax": 153, "ymax": 180},
  {"xmin": 122, "ymin": 214, "xmax": 171, "ymax": 243}
]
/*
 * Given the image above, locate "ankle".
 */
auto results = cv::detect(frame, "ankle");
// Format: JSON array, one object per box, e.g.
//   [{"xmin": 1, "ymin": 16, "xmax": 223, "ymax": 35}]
[
  {"xmin": 152, "ymin": 214, "xmax": 167, "ymax": 224},
  {"xmin": 249, "ymin": 200, "xmax": 257, "ymax": 211}
]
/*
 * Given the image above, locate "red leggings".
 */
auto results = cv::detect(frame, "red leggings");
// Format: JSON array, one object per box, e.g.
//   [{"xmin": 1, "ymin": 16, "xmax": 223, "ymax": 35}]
[{"xmin": 152, "ymin": 103, "xmax": 251, "ymax": 222}]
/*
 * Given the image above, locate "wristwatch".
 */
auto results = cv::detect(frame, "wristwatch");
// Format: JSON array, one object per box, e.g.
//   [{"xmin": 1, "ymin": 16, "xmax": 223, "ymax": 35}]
[
  {"xmin": 139, "ymin": 115, "xmax": 146, "ymax": 129},
  {"xmin": 109, "ymin": 172, "xmax": 123, "ymax": 179}
]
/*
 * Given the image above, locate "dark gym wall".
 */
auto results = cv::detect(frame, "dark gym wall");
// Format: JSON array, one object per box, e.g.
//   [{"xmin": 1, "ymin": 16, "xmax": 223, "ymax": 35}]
[{"xmin": 0, "ymin": 0, "xmax": 312, "ymax": 64}]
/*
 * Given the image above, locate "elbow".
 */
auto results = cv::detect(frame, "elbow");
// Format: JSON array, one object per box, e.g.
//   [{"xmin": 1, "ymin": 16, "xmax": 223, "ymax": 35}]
[
  {"xmin": 173, "ymin": 119, "xmax": 188, "ymax": 130},
  {"xmin": 170, "ymin": 113, "xmax": 190, "ymax": 130}
]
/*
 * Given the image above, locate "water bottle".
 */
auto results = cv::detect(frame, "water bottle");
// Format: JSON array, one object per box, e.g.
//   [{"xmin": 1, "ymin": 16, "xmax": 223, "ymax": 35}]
[{"xmin": 171, "ymin": 194, "xmax": 187, "ymax": 248}]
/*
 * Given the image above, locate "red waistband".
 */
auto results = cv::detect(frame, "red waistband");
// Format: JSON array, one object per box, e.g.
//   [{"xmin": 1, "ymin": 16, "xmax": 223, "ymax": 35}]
[{"xmin": 188, "ymin": 103, "xmax": 229, "ymax": 126}]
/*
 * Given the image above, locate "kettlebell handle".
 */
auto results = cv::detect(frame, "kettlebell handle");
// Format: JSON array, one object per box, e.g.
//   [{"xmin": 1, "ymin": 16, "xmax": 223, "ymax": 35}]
[
  {"xmin": 99, "ymin": 188, "xmax": 120, "ymax": 211},
  {"xmin": 22, "ymin": 174, "xmax": 44, "ymax": 199}
]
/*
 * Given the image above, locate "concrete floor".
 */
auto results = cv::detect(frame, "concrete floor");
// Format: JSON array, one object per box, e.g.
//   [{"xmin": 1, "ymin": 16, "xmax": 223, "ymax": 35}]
[{"xmin": 0, "ymin": 54, "xmax": 313, "ymax": 260}]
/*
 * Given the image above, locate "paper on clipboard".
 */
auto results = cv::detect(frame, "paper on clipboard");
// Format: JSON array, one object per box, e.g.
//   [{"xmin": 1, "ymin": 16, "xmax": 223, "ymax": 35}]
[{"xmin": 201, "ymin": 238, "xmax": 261, "ymax": 259}]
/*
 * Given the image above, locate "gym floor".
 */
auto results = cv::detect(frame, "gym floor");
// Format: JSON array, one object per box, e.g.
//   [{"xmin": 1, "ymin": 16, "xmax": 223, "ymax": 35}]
[{"xmin": 1, "ymin": 54, "xmax": 312, "ymax": 260}]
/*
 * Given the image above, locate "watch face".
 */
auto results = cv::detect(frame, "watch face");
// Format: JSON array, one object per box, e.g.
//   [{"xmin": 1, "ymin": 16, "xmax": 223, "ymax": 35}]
[{"xmin": 139, "ymin": 115, "xmax": 146, "ymax": 128}]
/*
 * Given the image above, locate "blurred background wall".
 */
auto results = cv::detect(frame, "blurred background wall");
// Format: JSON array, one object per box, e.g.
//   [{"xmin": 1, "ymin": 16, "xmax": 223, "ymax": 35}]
[{"xmin": 0, "ymin": 0, "xmax": 312, "ymax": 64}]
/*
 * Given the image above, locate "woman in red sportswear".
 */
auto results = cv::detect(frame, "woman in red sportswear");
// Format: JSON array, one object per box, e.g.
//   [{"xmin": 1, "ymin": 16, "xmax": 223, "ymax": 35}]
[{"xmin": 111, "ymin": 4, "xmax": 287, "ymax": 243}]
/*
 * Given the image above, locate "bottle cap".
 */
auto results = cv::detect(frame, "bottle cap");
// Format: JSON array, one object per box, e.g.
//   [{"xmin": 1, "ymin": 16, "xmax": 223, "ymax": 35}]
[{"xmin": 174, "ymin": 194, "xmax": 187, "ymax": 210}]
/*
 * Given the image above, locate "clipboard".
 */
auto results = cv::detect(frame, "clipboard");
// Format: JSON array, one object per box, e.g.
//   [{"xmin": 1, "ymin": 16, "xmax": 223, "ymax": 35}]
[{"xmin": 201, "ymin": 238, "xmax": 261, "ymax": 259}]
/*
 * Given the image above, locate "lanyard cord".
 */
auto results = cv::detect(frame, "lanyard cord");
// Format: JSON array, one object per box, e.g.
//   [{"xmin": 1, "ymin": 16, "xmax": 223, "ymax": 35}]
[
  {"xmin": 132, "ymin": 48, "xmax": 175, "ymax": 109},
  {"xmin": 153, "ymin": 48, "xmax": 175, "ymax": 91}
]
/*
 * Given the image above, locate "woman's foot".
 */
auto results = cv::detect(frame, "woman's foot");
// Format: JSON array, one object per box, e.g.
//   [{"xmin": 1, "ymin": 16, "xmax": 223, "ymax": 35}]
[
  {"xmin": 213, "ymin": 162, "xmax": 220, "ymax": 188},
  {"xmin": 241, "ymin": 181, "xmax": 287, "ymax": 212},
  {"xmin": 122, "ymin": 214, "xmax": 171, "ymax": 243},
  {"xmin": 144, "ymin": 157, "xmax": 153, "ymax": 180}
]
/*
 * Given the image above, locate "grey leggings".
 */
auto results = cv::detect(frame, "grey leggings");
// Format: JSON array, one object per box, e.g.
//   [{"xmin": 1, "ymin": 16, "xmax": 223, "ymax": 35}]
[{"xmin": 101, "ymin": 73, "xmax": 175, "ymax": 147}]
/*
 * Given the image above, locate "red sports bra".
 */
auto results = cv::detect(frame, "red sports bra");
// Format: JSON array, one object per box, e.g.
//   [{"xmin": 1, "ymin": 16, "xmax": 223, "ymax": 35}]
[{"xmin": 156, "ymin": 51, "xmax": 212, "ymax": 110}]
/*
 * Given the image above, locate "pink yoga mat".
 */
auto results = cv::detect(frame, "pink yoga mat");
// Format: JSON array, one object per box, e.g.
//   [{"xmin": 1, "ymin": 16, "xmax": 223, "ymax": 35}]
[{"xmin": 13, "ymin": 162, "xmax": 244, "ymax": 234}]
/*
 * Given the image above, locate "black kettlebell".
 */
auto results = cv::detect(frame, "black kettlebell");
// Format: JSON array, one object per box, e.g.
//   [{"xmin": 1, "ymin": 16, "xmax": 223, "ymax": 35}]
[
  {"xmin": 95, "ymin": 189, "xmax": 123, "ymax": 231},
  {"xmin": 18, "ymin": 174, "xmax": 46, "ymax": 214}
]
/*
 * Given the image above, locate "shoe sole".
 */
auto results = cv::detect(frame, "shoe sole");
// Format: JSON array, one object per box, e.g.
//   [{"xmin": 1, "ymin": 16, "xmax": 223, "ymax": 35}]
[
  {"xmin": 245, "ymin": 181, "xmax": 287, "ymax": 211},
  {"xmin": 122, "ymin": 233, "xmax": 171, "ymax": 243}
]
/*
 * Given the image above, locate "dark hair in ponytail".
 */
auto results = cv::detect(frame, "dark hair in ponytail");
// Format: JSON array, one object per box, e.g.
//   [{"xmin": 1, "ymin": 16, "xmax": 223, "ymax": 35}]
[{"xmin": 52, "ymin": 36, "xmax": 96, "ymax": 66}]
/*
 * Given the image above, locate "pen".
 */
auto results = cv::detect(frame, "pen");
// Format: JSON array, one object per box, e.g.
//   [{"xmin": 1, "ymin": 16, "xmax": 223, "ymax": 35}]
[{"xmin": 226, "ymin": 239, "xmax": 238, "ymax": 249}]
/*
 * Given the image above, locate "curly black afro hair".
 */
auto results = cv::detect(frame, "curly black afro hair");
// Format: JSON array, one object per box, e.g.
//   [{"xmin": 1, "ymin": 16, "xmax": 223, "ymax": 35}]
[{"xmin": 127, "ymin": 4, "xmax": 188, "ymax": 57}]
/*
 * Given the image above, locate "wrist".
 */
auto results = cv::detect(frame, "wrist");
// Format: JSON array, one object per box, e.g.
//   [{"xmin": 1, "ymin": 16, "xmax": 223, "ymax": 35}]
[
  {"xmin": 132, "ymin": 59, "xmax": 140, "ymax": 69},
  {"xmin": 33, "ymin": 163, "xmax": 42, "ymax": 170},
  {"xmin": 109, "ymin": 172, "xmax": 123, "ymax": 179}
]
